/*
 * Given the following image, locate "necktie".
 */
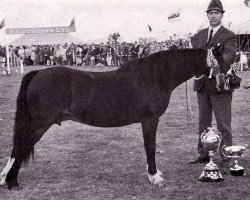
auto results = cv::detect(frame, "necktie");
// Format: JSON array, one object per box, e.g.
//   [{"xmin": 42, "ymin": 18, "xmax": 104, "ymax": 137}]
[{"xmin": 207, "ymin": 29, "xmax": 213, "ymax": 44}]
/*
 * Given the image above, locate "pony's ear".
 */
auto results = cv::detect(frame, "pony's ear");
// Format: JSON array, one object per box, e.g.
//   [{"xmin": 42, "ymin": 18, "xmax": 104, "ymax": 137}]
[{"xmin": 211, "ymin": 43, "xmax": 221, "ymax": 57}]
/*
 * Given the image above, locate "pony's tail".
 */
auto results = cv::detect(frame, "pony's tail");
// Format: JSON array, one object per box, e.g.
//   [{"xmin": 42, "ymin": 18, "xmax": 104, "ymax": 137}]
[{"xmin": 11, "ymin": 70, "xmax": 40, "ymax": 164}]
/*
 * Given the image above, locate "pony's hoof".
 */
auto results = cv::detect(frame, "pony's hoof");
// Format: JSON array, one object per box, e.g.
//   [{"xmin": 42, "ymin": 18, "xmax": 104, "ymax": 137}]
[
  {"xmin": 0, "ymin": 178, "xmax": 19, "ymax": 190},
  {"xmin": 7, "ymin": 180, "xmax": 19, "ymax": 190},
  {"xmin": 0, "ymin": 177, "xmax": 6, "ymax": 187},
  {"xmin": 148, "ymin": 170, "xmax": 164, "ymax": 186}
]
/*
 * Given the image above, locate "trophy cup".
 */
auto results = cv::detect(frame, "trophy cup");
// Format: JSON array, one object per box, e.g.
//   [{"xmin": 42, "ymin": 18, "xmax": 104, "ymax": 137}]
[
  {"xmin": 222, "ymin": 144, "xmax": 248, "ymax": 176},
  {"xmin": 199, "ymin": 127, "xmax": 223, "ymax": 182}
]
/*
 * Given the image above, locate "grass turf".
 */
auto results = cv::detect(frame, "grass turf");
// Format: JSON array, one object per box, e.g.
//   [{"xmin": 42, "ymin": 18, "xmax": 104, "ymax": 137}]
[{"xmin": 0, "ymin": 66, "xmax": 249, "ymax": 200}]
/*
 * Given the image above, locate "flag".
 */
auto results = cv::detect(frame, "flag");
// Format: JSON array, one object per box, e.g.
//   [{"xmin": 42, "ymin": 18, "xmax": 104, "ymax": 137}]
[
  {"xmin": 0, "ymin": 18, "xmax": 5, "ymax": 30},
  {"xmin": 148, "ymin": 25, "xmax": 152, "ymax": 32},
  {"xmin": 69, "ymin": 17, "xmax": 75, "ymax": 27},
  {"xmin": 244, "ymin": 0, "xmax": 249, "ymax": 7},
  {"xmin": 168, "ymin": 9, "xmax": 181, "ymax": 23}
]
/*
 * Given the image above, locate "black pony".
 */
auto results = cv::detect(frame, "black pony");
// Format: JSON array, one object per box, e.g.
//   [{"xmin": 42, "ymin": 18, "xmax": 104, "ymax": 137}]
[{"xmin": 0, "ymin": 48, "xmax": 216, "ymax": 189}]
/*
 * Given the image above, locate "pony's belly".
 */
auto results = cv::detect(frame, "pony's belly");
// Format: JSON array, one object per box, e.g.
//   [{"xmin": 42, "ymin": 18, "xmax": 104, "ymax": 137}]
[
  {"xmin": 72, "ymin": 103, "xmax": 140, "ymax": 127},
  {"xmin": 83, "ymin": 113, "xmax": 140, "ymax": 127},
  {"xmin": 82, "ymin": 110, "xmax": 140, "ymax": 127},
  {"xmin": 84, "ymin": 119, "xmax": 138, "ymax": 128}
]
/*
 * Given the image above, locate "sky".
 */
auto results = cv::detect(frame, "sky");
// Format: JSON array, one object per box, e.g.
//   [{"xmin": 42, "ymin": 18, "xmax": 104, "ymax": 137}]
[{"xmin": 0, "ymin": 0, "xmax": 249, "ymax": 44}]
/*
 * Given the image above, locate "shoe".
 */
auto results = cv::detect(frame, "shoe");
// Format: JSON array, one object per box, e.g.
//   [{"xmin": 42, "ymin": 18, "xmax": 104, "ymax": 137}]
[{"xmin": 187, "ymin": 156, "xmax": 210, "ymax": 164}]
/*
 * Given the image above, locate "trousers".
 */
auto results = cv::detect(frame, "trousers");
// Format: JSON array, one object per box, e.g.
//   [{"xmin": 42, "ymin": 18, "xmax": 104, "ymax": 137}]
[{"xmin": 197, "ymin": 92, "xmax": 233, "ymax": 158}]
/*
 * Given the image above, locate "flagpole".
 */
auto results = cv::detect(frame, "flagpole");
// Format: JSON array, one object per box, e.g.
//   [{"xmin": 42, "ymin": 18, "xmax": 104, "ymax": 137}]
[
  {"xmin": 240, "ymin": 33, "xmax": 247, "ymax": 51},
  {"xmin": 148, "ymin": 28, "xmax": 150, "ymax": 43},
  {"xmin": 246, "ymin": 32, "xmax": 249, "ymax": 52},
  {"xmin": 238, "ymin": 33, "xmax": 240, "ymax": 53},
  {"xmin": 6, "ymin": 43, "xmax": 10, "ymax": 74},
  {"xmin": 241, "ymin": 51, "xmax": 244, "ymax": 71}
]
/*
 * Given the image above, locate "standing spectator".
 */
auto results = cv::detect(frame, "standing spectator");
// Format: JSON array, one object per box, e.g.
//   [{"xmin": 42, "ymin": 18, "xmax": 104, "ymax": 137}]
[
  {"xmin": 48, "ymin": 45, "xmax": 54, "ymax": 66},
  {"xmin": 97, "ymin": 44, "xmax": 106, "ymax": 66},
  {"xmin": 76, "ymin": 45, "xmax": 83, "ymax": 66},
  {"xmin": 106, "ymin": 43, "xmax": 114, "ymax": 66},
  {"xmin": 112, "ymin": 44, "xmax": 119, "ymax": 66},
  {"xmin": 18, "ymin": 46, "xmax": 25, "ymax": 59},
  {"xmin": 8, "ymin": 45, "xmax": 17, "ymax": 69},
  {"xmin": 149, "ymin": 41, "xmax": 157, "ymax": 54},
  {"xmin": 43, "ymin": 46, "xmax": 50, "ymax": 65},
  {"xmin": 34, "ymin": 45, "xmax": 40, "ymax": 66},
  {"xmin": 187, "ymin": 33, "xmax": 193, "ymax": 49},
  {"xmin": 39, "ymin": 47, "xmax": 46, "ymax": 65},
  {"xmin": 60, "ymin": 45, "xmax": 67, "ymax": 66},
  {"xmin": 53, "ymin": 44, "xmax": 58, "ymax": 65},
  {"xmin": 55, "ymin": 45, "xmax": 62, "ymax": 66},
  {"xmin": 82, "ymin": 45, "xmax": 89, "ymax": 66},
  {"xmin": 121, "ymin": 42, "xmax": 129, "ymax": 64},
  {"xmin": 31, "ymin": 50, "xmax": 36, "ymax": 65},
  {"xmin": 24, "ymin": 46, "xmax": 32, "ymax": 66},
  {"xmin": 66, "ymin": 43, "xmax": 76, "ymax": 66},
  {"xmin": 89, "ymin": 46, "xmax": 96, "ymax": 66},
  {"xmin": 0, "ymin": 45, "xmax": 6, "ymax": 72},
  {"xmin": 131, "ymin": 41, "xmax": 139, "ymax": 59},
  {"xmin": 138, "ymin": 44, "xmax": 148, "ymax": 58},
  {"xmin": 17, "ymin": 46, "xmax": 25, "ymax": 74}
]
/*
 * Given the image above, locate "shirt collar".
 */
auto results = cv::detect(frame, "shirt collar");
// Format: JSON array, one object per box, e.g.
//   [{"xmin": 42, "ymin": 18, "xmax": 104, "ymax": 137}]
[{"xmin": 208, "ymin": 24, "xmax": 222, "ymax": 36}]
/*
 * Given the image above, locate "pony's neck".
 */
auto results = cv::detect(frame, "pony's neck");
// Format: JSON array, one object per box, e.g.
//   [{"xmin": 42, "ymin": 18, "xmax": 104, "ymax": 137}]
[
  {"xmin": 118, "ymin": 49, "xmax": 208, "ymax": 92},
  {"xmin": 158, "ymin": 49, "xmax": 208, "ymax": 92}
]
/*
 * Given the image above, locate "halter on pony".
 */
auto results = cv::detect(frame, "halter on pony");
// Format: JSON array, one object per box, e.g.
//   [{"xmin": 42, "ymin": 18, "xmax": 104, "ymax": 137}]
[{"xmin": 207, "ymin": 46, "xmax": 222, "ymax": 91}]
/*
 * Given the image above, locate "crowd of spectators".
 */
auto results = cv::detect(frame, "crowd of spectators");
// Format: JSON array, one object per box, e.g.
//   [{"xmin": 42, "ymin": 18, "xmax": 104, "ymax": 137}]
[{"xmin": 0, "ymin": 35, "xmax": 191, "ymax": 69}]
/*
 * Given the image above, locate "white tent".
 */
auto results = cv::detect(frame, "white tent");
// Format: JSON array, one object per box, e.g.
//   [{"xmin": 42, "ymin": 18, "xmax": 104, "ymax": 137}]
[
  {"xmin": 9, "ymin": 32, "xmax": 83, "ymax": 46},
  {"xmin": 231, "ymin": 20, "xmax": 250, "ymax": 34},
  {"xmin": 231, "ymin": 20, "xmax": 250, "ymax": 52}
]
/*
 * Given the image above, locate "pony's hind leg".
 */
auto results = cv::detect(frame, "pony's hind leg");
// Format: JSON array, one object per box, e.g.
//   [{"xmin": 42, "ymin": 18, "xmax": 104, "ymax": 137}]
[
  {"xmin": 0, "ymin": 157, "xmax": 21, "ymax": 189},
  {"xmin": 141, "ymin": 117, "xmax": 164, "ymax": 186},
  {"xmin": 0, "ymin": 158, "xmax": 16, "ymax": 188},
  {"xmin": 0, "ymin": 125, "xmax": 51, "ymax": 189}
]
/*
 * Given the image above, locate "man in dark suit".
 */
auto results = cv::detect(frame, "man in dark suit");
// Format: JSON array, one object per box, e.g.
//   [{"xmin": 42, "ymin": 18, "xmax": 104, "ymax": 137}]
[
  {"xmin": 188, "ymin": 0, "xmax": 237, "ymax": 168},
  {"xmin": 131, "ymin": 41, "xmax": 139, "ymax": 59}
]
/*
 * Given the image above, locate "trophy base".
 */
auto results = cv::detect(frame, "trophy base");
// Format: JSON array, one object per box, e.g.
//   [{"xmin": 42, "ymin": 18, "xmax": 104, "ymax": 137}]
[
  {"xmin": 199, "ymin": 169, "xmax": 223, "ymax": 182},
  {"xmin": 230, "ymin": 168, "xmax": 245, "ymax": 176}
]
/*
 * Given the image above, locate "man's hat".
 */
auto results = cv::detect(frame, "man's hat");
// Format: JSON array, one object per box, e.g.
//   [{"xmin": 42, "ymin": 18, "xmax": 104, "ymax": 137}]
[{"xmin": 206, "ymin": 0, "xmax": 225, "ymax": 13}]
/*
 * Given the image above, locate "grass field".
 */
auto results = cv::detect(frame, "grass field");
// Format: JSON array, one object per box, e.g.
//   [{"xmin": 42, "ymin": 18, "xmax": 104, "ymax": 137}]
[{"xmin": 0, "ymin": 66, "xmax": 249, "ymax": 200}]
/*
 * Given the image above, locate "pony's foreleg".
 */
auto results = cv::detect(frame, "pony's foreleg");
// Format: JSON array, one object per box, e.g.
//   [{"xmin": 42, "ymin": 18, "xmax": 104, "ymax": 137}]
[{"xmin": 141, "ymin": 117, "xmax": 164, "ymax": 186}]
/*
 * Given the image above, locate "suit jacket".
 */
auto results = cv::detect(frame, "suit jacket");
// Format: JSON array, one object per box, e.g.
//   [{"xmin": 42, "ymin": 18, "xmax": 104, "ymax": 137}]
[{"xmin": 192, "ymin": 26, "xmax": 237, "ymax": 93}]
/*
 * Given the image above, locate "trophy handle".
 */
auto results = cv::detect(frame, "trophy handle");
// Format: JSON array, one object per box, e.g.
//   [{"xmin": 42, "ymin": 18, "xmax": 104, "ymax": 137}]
[
  {"xmin": 242, "ymin": 144, "xmax": 248, "ymax": 156},
  {"xmin": 216, "ymin": 130, "xmax": 222, "ymax": 147},
  {"xmin": 221, "ymin": 145, "xmax": 231, "ymax": 158},
  {"xmin": 200, "ymin": 130, "xmax": 207, "ymax": 140}
]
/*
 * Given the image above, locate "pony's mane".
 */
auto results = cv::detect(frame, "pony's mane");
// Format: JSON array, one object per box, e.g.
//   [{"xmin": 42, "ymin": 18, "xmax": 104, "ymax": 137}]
[{"xmin": 117, "ymin": 48, "xmax": 207, "ymax": 80}]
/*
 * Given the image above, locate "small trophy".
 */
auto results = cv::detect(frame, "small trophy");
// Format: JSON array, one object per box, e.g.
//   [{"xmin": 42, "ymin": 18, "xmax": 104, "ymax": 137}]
[
  {"xmin": 222, "ymin": 144, "xmax": 248, "ymax": 176},
  {"xmin": 199, "ymin": 127, "xmax": 223, "ymax": 182}
]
